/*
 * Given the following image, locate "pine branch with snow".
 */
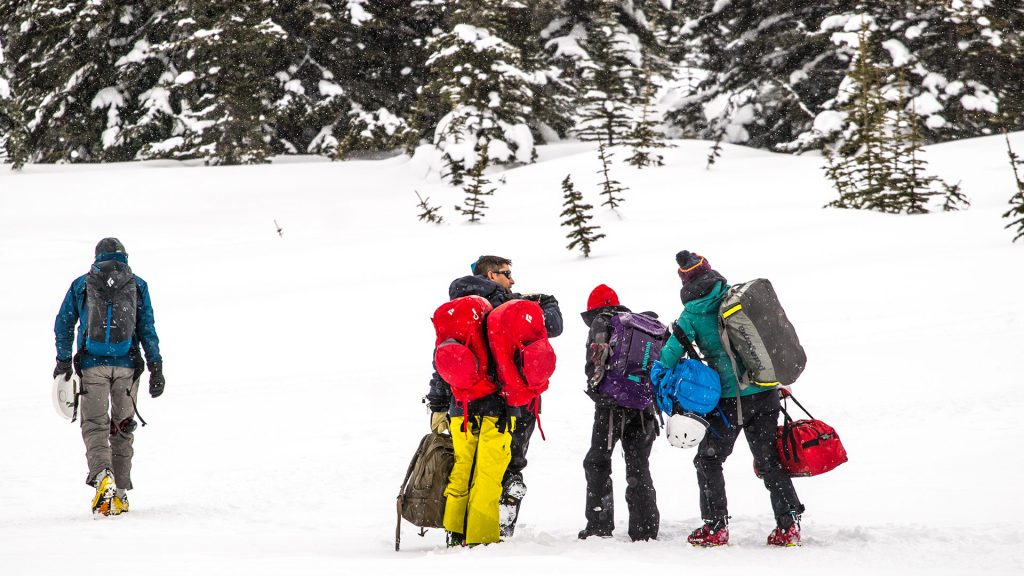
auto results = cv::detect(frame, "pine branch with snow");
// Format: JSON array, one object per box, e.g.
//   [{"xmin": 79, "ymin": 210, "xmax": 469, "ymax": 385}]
[{"xmin": 415, "ymin": 190, "xmax": 444, "ymax": 225}]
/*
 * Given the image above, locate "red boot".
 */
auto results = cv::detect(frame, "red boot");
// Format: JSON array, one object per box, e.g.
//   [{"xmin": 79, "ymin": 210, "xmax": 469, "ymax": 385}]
[
  {"xmin": 687, "ymin": 519, "xmax": 729, "ymax": 547},
  {"xmin": 767, "ymin": 522, "xmax": 801, "ymax": 547}
]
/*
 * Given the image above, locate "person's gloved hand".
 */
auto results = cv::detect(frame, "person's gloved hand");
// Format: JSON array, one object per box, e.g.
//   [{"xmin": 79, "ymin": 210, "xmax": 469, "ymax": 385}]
[
  {"xmin": 148, "ymin": 361, "xmax": 165, "ymax": 398},
  {"xmin": 538, "ymin": 294, "xmax": 557, "ymax": 308},
  {"xmin": 53, "ymin": 359, "xmax": 73, "ymax": 380},
  {"xmin": 778, "ymin": 385, "xmax": 792, "ymax": 399},
  {"xmin": 430, "ymin": 411, "xmax": 450, "ymax": 434}
]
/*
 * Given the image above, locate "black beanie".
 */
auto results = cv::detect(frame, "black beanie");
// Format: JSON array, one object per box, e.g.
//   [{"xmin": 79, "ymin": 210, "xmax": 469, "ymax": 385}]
[{"xmin": 95, "ymin": 237, "xmax": 127, "ymax": 257}]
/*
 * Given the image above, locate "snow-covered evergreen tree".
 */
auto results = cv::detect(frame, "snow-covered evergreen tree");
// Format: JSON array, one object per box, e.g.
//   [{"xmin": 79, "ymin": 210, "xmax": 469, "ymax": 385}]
[
  {"xmin": 884, "ymin": 0, "xmax": 1024, "ymax": 142},
  {"xmin": 0, "ymin": 33, "xmax": 11, "ymax": 165},
  {"xmin": 825, "ymin": 26, "xmax": 890, "ymax": 211},
  {"xmin": 269, "ymin": 1, "xmax": 358, "ymax": 157},
  {"xmin": 560, "ymin": 173, "xmax": 604, "ymax": 257},
  {"xmin": 419, "ymin": 0, "xmax": 543, "ymax": 183},
  {"xmin": 671, "ymin": 0, "xmax": 853, "ymax": 150},
  {"xmin": 5, "ymin": 0, "xmax": 154, "ymax": 163},
  {"xmin": 331, "ymin": 1, "xmax": 441, "ymax": 158},
  {"xmin": 572, "ymin": 0, "xmax": 641, "ymax": 146},
  {"xmin": 625, "ymin": 57, "xmax": 667, "ymax": 168},
  {"xmin": 134, "ymin": 0, "xmax": 294, "ymax": 165}
]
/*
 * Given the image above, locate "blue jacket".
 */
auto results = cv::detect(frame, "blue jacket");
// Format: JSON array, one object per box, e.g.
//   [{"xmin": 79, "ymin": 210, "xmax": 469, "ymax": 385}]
[
  {"xmin": 658, "ymin": 281, "xmax": 758, "ymax": 399},
  {"xmin": 54, "ymin": 253, "xmax": 162, "ymax": 370}
]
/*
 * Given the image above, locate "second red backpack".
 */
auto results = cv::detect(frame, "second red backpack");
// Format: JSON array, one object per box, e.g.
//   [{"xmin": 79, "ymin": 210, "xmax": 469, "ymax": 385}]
[
  {"xmin": 432, "ymin": 296, "xmax": 498, "ymax": 411},
  {"xmin": 486, "ymin": 299, "xmax": 556, "ymax": 408}
]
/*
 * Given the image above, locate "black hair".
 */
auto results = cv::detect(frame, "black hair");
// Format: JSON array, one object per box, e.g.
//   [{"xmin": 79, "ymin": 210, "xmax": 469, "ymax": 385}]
[{"xmin": 472, "ymin": 255, "xmax": 512, "ymax": 276}]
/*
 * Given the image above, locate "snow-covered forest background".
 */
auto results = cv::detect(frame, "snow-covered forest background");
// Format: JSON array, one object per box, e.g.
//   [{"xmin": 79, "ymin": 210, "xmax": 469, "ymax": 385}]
[{"xmin": 1, "ymin": 1, "xmax": 1023, "ymax": 172}]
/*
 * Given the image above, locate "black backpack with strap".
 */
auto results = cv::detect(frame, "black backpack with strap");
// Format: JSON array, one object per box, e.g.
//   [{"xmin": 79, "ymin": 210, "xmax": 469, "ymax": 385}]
[{"xmin": 84, "ymin": 260, "xmax": 138, "ymax": 357}]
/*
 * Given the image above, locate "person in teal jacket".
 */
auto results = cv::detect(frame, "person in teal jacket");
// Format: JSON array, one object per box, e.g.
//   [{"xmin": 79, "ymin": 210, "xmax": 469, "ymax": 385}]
[{"xmin": 658, "ymin": 251, "xmax": 804, "ymax": 547}]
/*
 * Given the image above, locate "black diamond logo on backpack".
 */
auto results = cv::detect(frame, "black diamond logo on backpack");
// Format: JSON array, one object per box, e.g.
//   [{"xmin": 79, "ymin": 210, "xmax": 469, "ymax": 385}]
[{"xmin": 107, "ymin": 278, "xmax": 115, "ymax": 287}]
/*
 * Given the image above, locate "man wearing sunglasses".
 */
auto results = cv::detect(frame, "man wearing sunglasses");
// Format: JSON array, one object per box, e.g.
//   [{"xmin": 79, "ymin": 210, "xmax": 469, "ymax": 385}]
[{"xmin": 425, "ymin": 255, "xmax": 562, "ymax": 543}]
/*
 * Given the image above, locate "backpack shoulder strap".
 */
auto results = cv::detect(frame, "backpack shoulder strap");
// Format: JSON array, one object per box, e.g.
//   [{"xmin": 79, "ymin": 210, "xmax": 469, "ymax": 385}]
[{"xmin": 670, "ymin": 321, "xmax": 704, "ymax": 363}]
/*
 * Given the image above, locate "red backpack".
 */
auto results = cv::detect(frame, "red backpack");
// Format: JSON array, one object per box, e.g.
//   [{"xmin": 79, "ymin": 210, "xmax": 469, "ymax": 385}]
[
  {"xmin": 486, "ymin": 299, "xmax": 556, "ymax": 409},
  {"xmin": 432, "ymin": 296, "xmax": 498, "ymax": 412}
]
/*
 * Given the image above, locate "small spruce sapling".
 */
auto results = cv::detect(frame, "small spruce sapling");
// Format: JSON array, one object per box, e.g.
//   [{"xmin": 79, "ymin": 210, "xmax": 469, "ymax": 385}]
[
  {"xmin": 560, "ymin": 174, "xmax": 605, "ymax": 258},
  {"xmin": 706, "ymin": 135, "xmax": 723, "ymax": 169},
  {"xmin": 1003, "ymin": 131, "xmax": 1024, "ymax": 243},
  {"xmin": 597, "ymin": 141, "xmax": 627, "ymax": 210},
  {"xmin": 415, "ymin": 191, "xmax": 444, "ymax": 224},
  {"xmin": 454, "ymin": 145, "xmax": 494, "ymax": 223}
]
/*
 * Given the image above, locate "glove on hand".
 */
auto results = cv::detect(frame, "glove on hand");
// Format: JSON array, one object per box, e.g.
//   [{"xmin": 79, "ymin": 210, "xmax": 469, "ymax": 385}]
[
  {"xmin": 778, "ymin": 385, "xmax": 792, "ymax": 399},
  {"xmin": 430, "ymin": 411, "xmax": 450, "ymax": 434},
  {"xmin": 538, "ymin": 294, "xmax": 557, "ymax": 308},
  {"xmin": 53, "ymin": 359, "xmax": 73, "ymax": 380},
  {"xmin": 148, "ymin": 361, "xmax": 165, "ymax": 398}
]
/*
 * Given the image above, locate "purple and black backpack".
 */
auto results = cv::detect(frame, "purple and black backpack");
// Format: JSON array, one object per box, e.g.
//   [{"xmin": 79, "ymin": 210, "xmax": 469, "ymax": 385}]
[{"xmin": 598, "ymin": 313, "xmax": 669, "ymax": 410}]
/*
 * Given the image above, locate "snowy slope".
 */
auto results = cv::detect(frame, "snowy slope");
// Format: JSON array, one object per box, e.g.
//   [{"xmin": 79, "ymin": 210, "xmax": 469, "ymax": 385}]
[{"xmin": 1, "ymin": 135, "xmax": 1022, "ymax": 575}]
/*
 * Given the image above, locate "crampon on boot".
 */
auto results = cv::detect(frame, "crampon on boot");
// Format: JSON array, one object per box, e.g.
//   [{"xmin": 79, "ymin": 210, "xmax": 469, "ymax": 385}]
[
  {"xmin": 687, "ymin": 518, "xmax": 729, "ymax": 547},
  {"xmin": 767, "ymin": 522, "xmax": 801, "ymax": 546},
  {"xmin": 111, "ymin": 488, "xmax": 130, "ymax": 516},
  {"xmin": 91, "ymin": 469, "xmax": 116, "ymax": 517}
]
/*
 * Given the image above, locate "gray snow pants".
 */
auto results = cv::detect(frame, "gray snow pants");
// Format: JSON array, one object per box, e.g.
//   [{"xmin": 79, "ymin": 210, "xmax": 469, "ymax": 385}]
[{"xmin": 79, "ymin": 366, "xmax": 138, "ymax": 490}]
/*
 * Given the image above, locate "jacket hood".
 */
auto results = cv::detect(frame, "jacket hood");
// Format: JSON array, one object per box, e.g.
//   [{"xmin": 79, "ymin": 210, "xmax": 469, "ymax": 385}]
[
  {"xmin": 681, "ymin": 281, "xmax": 728, "ymax": 314},
  {"xmin": 448, "ymin": 274, "xmax": 512, "ymax": 307},
  {"xmin": 580, "ymin": 304, "xmax": 631, "ymax": 328}
]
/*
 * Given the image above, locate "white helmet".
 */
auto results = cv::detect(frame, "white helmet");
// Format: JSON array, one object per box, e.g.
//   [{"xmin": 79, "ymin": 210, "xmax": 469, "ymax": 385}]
[
  {"xmin": 665, "ymin": 412, "xmax": 709, "ymax": 449},
  {"xmin": 52, "ymin": 372, "xmax": 81, "ymax": 421}
]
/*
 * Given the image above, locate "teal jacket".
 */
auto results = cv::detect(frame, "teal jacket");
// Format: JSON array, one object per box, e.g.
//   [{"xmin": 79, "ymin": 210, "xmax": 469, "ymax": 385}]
[{"xmin": 658, "ymin": 281, "xmax": 758, "ymax": 399}]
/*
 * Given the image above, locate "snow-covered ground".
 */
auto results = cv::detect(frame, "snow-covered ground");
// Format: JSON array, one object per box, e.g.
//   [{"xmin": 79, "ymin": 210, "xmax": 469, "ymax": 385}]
[{"xmin": 1, "ymin": 135, "xmax": 1022, "ymax": 575}]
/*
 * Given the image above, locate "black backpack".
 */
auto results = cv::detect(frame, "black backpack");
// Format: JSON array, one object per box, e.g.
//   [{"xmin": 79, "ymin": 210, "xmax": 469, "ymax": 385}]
[
  {"xmin": 84, "ymin": 260, "xmax": 138, "ymax": 357},
  {"xmin": 395, "ymin": 432, "xmax": 454, "ymax": 551}
]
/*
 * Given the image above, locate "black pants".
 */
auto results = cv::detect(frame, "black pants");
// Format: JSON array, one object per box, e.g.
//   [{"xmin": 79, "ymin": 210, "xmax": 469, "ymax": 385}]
[
  {"xmin": 695, "ymin": 391, "xmax": 804, "ymax": 528},
  {"xmin": 504, "ymin": 409, "xmax": 534, "ymax": 491},
  {"xmin": 582, "ymin": 405, "xmax": 659, "ymax": 541},
  {"xmin": 498, "ymin": 409, "xmax": 535, "ymax": 537}
]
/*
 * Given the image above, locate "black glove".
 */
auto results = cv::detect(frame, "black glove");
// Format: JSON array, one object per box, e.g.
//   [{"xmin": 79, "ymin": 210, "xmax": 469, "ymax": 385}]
[
  {"xmin": 148, "ymin": 361, "xmax": 165, "ymax": 398},
  {"xmin": 54, "ymin": 359, "xmax": 73, "ymax": 380},
  {"xmin": 538, "ymin": 294, "xmax": 557, "ymax": 308}
]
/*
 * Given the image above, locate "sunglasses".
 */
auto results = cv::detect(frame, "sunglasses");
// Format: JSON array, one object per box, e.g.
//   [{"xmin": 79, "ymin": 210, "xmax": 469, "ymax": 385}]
[{"xmin": 493, "ymin": 270, "xmax": 513, "ymax": 279}]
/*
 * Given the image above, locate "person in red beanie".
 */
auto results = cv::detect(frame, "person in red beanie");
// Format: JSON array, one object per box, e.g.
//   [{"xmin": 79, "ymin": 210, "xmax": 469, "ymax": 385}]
[{"xmin": 577, "ymin": 284, "xmax": 660, "ymax": 542}]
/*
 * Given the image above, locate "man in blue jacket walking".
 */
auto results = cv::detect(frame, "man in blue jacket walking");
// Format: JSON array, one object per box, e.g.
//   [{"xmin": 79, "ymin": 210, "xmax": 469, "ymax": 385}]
[{"xmin": 53, "ymin": 238, "xmax": 164, "ymax": 516}]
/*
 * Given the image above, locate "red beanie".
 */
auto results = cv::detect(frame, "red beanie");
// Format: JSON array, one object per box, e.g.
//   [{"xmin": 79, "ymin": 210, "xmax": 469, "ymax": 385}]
[{"xmin": 587, "ymin": 284, "xmax": 620, "ymax": 311}]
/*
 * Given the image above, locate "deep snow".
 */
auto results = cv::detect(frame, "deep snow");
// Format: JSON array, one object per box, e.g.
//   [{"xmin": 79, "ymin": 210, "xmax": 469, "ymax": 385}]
[{"xmin": 1, "ymin": 135, "xmax": 1022, "ymax": 575}]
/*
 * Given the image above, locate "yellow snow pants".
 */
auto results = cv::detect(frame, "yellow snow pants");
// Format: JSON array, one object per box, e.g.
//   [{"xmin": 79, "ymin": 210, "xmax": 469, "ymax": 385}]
[{"xmin": 443, "ymin": 416, "xmax": 514, "ymax": 544}]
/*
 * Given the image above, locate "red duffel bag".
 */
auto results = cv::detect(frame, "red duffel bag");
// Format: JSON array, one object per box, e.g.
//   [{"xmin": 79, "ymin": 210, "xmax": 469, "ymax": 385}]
[{"xmin": 754, "ymin": 393, "xmax": 848, "ymax": 478}]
